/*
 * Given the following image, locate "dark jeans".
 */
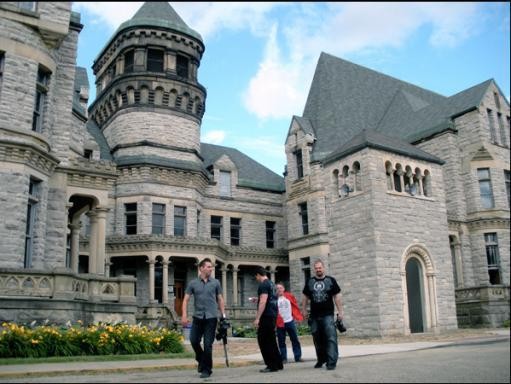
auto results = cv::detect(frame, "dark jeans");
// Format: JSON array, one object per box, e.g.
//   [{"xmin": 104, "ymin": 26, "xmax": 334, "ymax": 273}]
[
  {"xmin": 277, "ymin": 320, "xmax": 302, "ymax": 361},
  {"xmin": 190, "ymin": 316, "xmax": 217, "ymax": 374},
  {"xmin": 310, "ymin": 315, "xmax": 339, "ymax": 368},
  {"xmin": 257, "ymin": 315, "xmax": 283, "ymax": 370}
]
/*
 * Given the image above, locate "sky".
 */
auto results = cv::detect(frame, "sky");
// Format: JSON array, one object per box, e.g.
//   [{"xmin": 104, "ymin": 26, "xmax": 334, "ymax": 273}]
[{"xmin": 72, "ymin": 2, "xmax": 510, "ymax": 176}]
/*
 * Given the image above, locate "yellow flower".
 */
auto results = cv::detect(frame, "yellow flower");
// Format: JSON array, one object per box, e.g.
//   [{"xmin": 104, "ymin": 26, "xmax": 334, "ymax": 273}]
[{"xmin": 31, "ymin": 339, "xmax": 39, "ymax": 344}]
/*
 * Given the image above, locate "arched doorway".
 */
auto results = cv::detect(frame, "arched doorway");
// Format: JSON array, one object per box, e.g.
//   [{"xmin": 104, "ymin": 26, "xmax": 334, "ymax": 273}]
[{"xmin": 405, "ymin": 258, "xmax": 424, "ymax": 333}]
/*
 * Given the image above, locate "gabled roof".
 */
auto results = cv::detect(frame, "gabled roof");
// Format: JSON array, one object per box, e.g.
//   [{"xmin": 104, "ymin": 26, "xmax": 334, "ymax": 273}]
[
  {"xmin": 323, "ymin": 129, "xmax": 444, "ymax": 166},
  {"xmin": 302, "ymin": 52, "xmax": 502, "ymax": 163},
  {"xmin": 72, "ymin": 67, "xmax": 89, "ymax": 117},
  {"xmin": 85, "ymin": 119, "xmax": 113, "ymax": 160},
  {"xmin": 94, "ymin": 2, "xmax": 202, "ymax": 65},
  {"xmin": 201, "ymin": 143, "xmax": 285, "ymax": 192}
]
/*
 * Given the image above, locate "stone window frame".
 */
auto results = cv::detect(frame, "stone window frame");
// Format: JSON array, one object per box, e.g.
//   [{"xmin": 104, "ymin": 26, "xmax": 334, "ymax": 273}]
[
  {"xmin": 210, "ymin": 215, "xmax": 222, "ymax": 241},
  {"xmin": 504, "ymin": 170, "xmax": 510, "ymax": 208},
  {"xmin": 385, "ymin": 160, "xmax": 431, "ymax": 198},
  {"xmin": 265, "ymin": 220, "xmax": 276, "ymax": 248},
  {"xmin": 174, "ymin": 205, "xmax": 187, "ymax": 237},
  {"xmin": 146, "ymin": 47, "xmax": 165, "ymax": 73},
  {"xmin": 332, "ymin": 160, "xmax": 363, "ymax": 198},
  {"xmin": 24, "ymin": 177, "xmax": 41, "ymax": 268},
  {"xmin": 32, "ymin": 65, "xmax": 51, "ymax": 133},
  {"xmin": 294, "ymin": 149, "xmax": 304, "ymax": 179},
  {"xmin": 497, "ymin": 112, "xmax": 509, "ymax": 148},
  {"xmin": 176, "ymin": 54, "xmax": 189, "ymax": 79},
  {"xmin": 230, "ymin": 217, "xmax": 241, "ymax": 246},
  {"xmin": 124, "ymin": 49, "xmax": 135, "ymax": 74},
  {"xmin": 487, "ymin": 108, "xmax": 498, "ymax": 145},
  {"xmin": 477, "ymin": 168, "xmax": 495, "ymax": 209},
  {"xmin": 298, "ymin": 202, "xmax": 309, "ymax": 235},
  {"xmin": 124, "ymin": 202, "xmax": 137, "ymax": 235},
  {"xmin": 484, "ymin": 232, "xmax": 501, "ymax": 285},
  {"xmin": 219, "ymin": 170, "xmax": 232, "ymax": 197},
  {"xmin": 152, "ymin": 203, "xmax": 166, "ymax": 235}
]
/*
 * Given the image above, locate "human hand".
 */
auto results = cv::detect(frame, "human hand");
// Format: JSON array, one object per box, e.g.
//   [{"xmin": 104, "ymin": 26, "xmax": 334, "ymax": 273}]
[
  {"xmin": 181, "ymin": 316, "xmax": 188, "ymax": 327},
  {"xmin": 253, "ymin": 318, "xmax": 259, "ymax": 328}
]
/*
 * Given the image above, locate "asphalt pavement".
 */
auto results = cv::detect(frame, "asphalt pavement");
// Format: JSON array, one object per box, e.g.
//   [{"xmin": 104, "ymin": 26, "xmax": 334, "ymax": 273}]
[{"xmin": 0, "ymin": 329, "xmax": 508, "ymax": 380}]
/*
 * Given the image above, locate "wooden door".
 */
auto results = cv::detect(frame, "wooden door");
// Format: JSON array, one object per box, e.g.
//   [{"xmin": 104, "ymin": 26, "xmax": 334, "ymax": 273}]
[{"xmin": 174, "ymin": 280, "xmax": 185, "ymax": 316}]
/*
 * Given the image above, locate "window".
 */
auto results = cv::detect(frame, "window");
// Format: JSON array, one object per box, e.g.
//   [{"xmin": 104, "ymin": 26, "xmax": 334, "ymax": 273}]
[
  {"xmin": 294, "ymin": 149, "xmax": 303, "ymax": 179},
  {"xmin": 124, "ymin": 50, "xmax": 134, "ymax": 73},
  {"xmin": 477, "ymin": 168, "xmax": 494, "ymax": 209},
  {"xmin": 493, "ymin": 92, "xmax": 501, "ymax": 110},
  {"xmin": 487, "ymin": 109, "xmax": 497, "ymax": 144},
  {"xmin": 147, "ymin": 48, "xmax": 164, "ymax": 72},
  {"xmin": 84, "ymin": 149, "xmax": 93, "ymax": 159},
  {"xmin": 0, "ymin": 52, "xmax": 4, "ymax": 95},
  {"xmin": 17, "ymin": 2, "xmax": 36, "ymax": 12},
  {"xmin": 174, "ymin": 206, "xmax": 187, "ymax": 236},
  {"xmin": 497, "ymin": 112, "xmax": 508, "ymax": 148},
  {"xmin": 125, "ymin": 203, "xmax": 137, "ymax": 235},
  {"xmin": 219, "ymin": 171, "xmax": 231, "ymax": 197},
  {"xmin": 25, "ymin": 178, "xmax": 40, "ymax": 268},
  {"xmin": 152, "ymin": 203, "xmax": 165, "ymax": 235},
  {"xmin": 230, "ymin": 218, "xmax": 241, "ymax": 246},
  {"xmin": 32, "ymin": 67, "xmax": 50, "ymax": 132},
  {"xmin": 301, "ymin": 257, "xmax": 311, "ymax": 282},
  {"xmin": 211, "ymin": 215, "xmax": 222, "ymax": 240},
  {"xmin": 484, "ymin": 233, "xmax": 501, "ymax": 285},
  {"xmin": 266, "ymin": 221, "xmax": 276, "ymax": 248},
  {"xmin": 505, "ymin": 170, "xmax": 510, "ymax": 207},
  {"xmin": 176, "ymin": 55, "xmax": 189, "ymax": 78},
  {"xmin": 299, "ymin": 202, "xmax": 309, "ymax": 235}
]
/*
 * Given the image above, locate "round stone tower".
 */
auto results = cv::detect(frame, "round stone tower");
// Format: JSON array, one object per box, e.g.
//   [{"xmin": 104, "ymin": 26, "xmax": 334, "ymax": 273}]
[{"xmin": 89, "ymin": 2, "xmax": 206, "ymax": 166}]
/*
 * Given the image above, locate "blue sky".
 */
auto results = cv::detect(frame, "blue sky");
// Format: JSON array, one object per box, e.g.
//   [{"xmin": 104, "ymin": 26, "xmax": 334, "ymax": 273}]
[{"xmin": 72, "ymin": 2, "xmax": 510, "ymax": 176}]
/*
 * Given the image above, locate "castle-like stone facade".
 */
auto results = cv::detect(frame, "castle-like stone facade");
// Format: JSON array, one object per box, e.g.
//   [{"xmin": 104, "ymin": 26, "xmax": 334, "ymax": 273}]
[{"xmin": 0, "ymin": 2, "xmax": 509, "ymax": 336}]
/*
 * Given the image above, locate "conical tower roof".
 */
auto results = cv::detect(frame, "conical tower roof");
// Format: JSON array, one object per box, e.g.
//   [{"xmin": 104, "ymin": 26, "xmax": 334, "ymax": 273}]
[{"xmin": 118, "ymin": 2, "xmax": 202, "ymax": 41}]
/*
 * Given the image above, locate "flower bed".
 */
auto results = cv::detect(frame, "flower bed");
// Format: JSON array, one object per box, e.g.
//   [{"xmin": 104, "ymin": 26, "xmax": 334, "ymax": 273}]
[{"xmin": 0, "ymin": 321, "xmax": 184, "ymax": 358}]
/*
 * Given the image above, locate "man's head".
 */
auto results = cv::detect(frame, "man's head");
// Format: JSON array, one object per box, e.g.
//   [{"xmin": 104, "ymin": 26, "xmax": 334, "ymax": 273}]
[
  {"xmin": 313, "ymin": 260, "xmax": 325, "ymax": 278},
  {"xmin": 276, "ymin": 282, "xmax": 286, "ymax": 297},
  {"xmin": 198, "ymin": 258, "xmax": 213, "ymax": 278},
  {"xmin": 254, "ymin": 266, "xmax": 268, "ymax": 282}
]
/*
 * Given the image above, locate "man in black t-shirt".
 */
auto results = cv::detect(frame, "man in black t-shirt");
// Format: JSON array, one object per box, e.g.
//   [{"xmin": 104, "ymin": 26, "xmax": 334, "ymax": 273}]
[
  {"xmin": 253, "ymin": 266, "xmax": 283, "ymax": 373},
  {"xmin": 302, "ymin": 260, "xmax": 344, "ymax": 370}
]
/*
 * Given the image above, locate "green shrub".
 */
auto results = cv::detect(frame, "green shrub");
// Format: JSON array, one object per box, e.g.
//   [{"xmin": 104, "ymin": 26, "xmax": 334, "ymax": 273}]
[
  {"xmin": 503, "ymin": 319, "xmax": 510, "ymax": 328},
  {"xmin": 0, "ymin": 321, "xmax": 185, "ymax": 359}
]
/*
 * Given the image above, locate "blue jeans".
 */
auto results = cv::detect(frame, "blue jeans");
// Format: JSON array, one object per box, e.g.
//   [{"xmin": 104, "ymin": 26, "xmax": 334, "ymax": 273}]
[
  {"xmin": 190, "ymin": 317, "xmax": 217, "ymax": 374},
  {"xmin": 277, "ymin": 320, "xmax": 302, "ymax": 361},
  {"xmin": 310, "ymin": 315, "xmax": 339, "ymax": 367}
]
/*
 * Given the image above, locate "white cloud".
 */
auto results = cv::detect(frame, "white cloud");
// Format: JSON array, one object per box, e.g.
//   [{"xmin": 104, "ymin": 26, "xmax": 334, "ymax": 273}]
[
  {"xmin": 73, "ymin": 2, "xmax": 143, "ymax": 30},
  {"xmin": 202, "ymin": 130, "xmax": 226, "ymax": 144}
]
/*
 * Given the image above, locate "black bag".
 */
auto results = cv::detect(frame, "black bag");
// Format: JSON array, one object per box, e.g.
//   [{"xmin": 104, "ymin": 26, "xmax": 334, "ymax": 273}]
[{"xmin": 335, "ymin": 318, "xmax": 347, "ymax": 333}]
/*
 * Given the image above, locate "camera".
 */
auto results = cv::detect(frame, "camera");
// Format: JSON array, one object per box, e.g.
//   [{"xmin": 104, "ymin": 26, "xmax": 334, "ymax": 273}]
[
  {"xmin": 215, "ymin": 317, "xmax": 231, "ymax": 341},
  {"xmin": 335, "ymin": 318, "xmax": 347, "ymax": 333}
]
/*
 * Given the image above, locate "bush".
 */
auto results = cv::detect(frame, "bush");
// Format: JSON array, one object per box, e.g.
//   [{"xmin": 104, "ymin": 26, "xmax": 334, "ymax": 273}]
[
  {"xmin": 0, "ymin": 321, "xmax": 184, "ymax": 359},
  {"xmin": 231, "ymin": 322, "xmax": 311, "ymax": 338}
]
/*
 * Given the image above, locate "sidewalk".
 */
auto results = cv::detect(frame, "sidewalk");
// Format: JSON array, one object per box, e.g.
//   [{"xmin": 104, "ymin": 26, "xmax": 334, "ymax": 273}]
[{"xmin": 0, "ymin": 328, "xmax": 508, "ymax": 379}]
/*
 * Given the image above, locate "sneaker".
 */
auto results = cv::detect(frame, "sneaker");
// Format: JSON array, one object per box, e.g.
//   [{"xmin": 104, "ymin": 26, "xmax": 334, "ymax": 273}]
[
  {"xmin": 259, "ymin": 367, "xmax": 279, "ymax": 373},
  {"xmin": 295, "ymin": 358, "xmax": 304, "ymax": 363},
  {"xmin": 200, "ymin": 371, "xmax": 211, "ymax": 378},
  {"xmin": 326, "ymin": 365, "xmax": 336, "ymax": 370},
  {"xmin": 314, "ymin": 362, "xmax": 324, "ymax": 368}
]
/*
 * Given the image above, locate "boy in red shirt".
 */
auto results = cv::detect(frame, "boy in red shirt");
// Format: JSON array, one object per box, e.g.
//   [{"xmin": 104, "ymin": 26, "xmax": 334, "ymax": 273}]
[{"xmin": 276, "ymin": 282, "xmax": 303, "ymax": 363}]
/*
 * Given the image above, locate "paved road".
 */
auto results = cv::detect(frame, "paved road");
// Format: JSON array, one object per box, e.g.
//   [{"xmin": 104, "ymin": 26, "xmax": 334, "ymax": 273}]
[{"xmin": 2, "ymin": 339, "xmax": 508, "ymax": 383}]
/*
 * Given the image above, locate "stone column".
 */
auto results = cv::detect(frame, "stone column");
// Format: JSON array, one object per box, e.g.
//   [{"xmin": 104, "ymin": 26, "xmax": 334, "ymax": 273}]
[
  {"xmin": 105, "ymin": 258, "xmax": 112, "ymax": 277},
  {"xmin": 134, "ymin": 48, "xmax": 146, "ymax": 72},
  {"xmin": 427, "ymin": 273, "xmax": 438, "ymax": 332},
  {"xmin": 399, "ymin": 171, "xmax": 405, "ymax": 193},
  {"xmin": 147, "ymin": 257, "xmax": 156, "ymax": 302},
  {"xmin": 69, "ymin": 222, "xmax": 81, "ymax": 273},
  {"xmin": 232, "ymin": 267, "xmax": 239, "ymax": 306},
  {"xmin": 162, "ymin": 259, "xmax": 170, "ymax": 305},
  {"xmin": 270, "ymin": 267, "xmax": 276, "ymax": 282},
  {"xmin": 454, "ymin": 242, "xmax": 464, "ymax": 288},
  {"xmin": 95, "ymin": 207, "xmax": 108, "ymax": 275},
  {"xmin": 165, "ymin": 50, "xmax": 176, "ymax": 75},
  {"xmin": 87, "ymin": 210, "xmax": 98, "ymax": 274},
  {"xmin": 221, "ymin": 267, "xmax": 228, "ymax": 304}
]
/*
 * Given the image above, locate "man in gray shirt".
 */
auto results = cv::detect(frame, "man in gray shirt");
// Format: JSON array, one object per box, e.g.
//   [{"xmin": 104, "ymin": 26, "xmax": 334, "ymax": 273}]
[{"xmin": 182, "ymin": 258, "xmax": 225, "ymax": 379}]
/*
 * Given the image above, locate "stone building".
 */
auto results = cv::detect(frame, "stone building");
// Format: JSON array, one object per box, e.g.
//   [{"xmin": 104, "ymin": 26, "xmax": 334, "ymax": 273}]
[{"xmin": 0, "ymin": 2, "xmax": 509, "ymax": 336}]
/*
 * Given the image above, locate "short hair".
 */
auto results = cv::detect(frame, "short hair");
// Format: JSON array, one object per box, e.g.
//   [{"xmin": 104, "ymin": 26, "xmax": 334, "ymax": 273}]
[
  {"xmin": 199, "ymin": 258, "xmax": 213, "ymax": 268},
  {"xmin": 276, "ymin": 281, "xmax": 286, "ymax": 289},
  {"xmin": 254, "ymin": 266, "xmax": 268, "ymax": 277},
  {"xmin": 313, "ymin": 259, "xmax": 325, "ymax": 267}
]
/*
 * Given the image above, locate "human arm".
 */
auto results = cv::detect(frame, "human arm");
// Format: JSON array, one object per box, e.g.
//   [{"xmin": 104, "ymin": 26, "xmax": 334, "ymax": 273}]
[
  {"xmin": 181, "ymin": 293, "xmax": 191, "ymax": 326},
  {"xmin": 253, "ymin": 293, "xmax": 268, "ymax": 328},
  {"xmin": 301, "ymin": 294, "xmax": 310, "ymax": 319},
  {"xmin": 334, "ymin": 292, "xmax": 344, "ymax": 320},
  {"xmin": 217, "ymin": 293, "xmax": 226, "ymax": 318}
]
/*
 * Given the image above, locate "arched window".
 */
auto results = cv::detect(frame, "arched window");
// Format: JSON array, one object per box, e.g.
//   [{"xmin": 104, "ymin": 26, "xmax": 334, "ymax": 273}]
[
  {"xmin": 394, "ymin": 164, "xmax": 403, "ymax": 192},
  {"xmin": 352, "ymin": 161, "xmax": 361, "ymax": 192},
  {"xmin": 385, "ymin": 161, "xmax": 394, "ymax": 191},
  {"xmin": 404, "ymin": 166, "xmax": 413, "ymax": 194},
  {"xmin": 423, "ymin": 170, "xmax": 431, "ymax": 197},
  {"xmin": 332, "ymin": 169, "xmax": 340, "ymax": 196}
]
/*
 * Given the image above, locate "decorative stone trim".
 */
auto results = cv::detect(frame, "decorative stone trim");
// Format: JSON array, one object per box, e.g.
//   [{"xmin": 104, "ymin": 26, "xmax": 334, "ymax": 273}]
[
  {"xmin": 59, "ymin": 158, "xmax": 118, "ymax": 190},
  {"xmin": 0, "ymin": 141, "xmax": 59, "ymax": 176}
]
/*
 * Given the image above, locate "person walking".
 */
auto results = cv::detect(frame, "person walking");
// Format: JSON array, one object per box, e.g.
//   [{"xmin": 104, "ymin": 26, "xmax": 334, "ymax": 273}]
[
  {"xmin": 253, "ymin": 266, "xmax": 283, "ymax": 373},
  {"xmin": 276, "ymin": 282, "xmax": 303, "ymax": 363},
  {"xmin": 302, "ymin": 259, "xmax": 344, "ymax": 371},
  {"xmin": 182, "ymin": 258, "xmax": 226, "ymax": 379}
]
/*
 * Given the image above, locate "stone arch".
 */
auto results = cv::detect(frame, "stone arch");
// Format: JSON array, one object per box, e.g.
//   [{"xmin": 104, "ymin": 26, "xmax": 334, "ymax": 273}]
[
  {"xmin": 154, "ymin": 87, "xmax": 164, "ymax": 105},
  {"xmin": 385, "ymin": 160, "xmax": 394, "ymax": 190},
  {"xmin": 332, "ymin": 169, "xmax": 340, "ymax": 196},
  {"xmin": 140, "ymin": 86, "xmax": 149, "ymax": 104},
  {"xmin": 352, "ymin": 161, "xmax": 361, "ymax": 192},
  {"xmin": 400, "ymin": 243, "xmax": 438, "ymax": 334}
]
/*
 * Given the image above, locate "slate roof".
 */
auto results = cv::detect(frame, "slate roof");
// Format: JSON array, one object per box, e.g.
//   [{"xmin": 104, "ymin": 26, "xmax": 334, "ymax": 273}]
[
  {"xmin": 85, "ymin": 120, "xmax": 113, "ymax": 161},
  {"xmin": 201, "ymin": 143, "xmax": 285, "ymax": 192},
  {"xmin": 302, "ymin": 52, "xmax": 497, "ymax": 164},
  {"xmin": 94, "ymin": 2, "xmax": 202, "ymax": 65}
]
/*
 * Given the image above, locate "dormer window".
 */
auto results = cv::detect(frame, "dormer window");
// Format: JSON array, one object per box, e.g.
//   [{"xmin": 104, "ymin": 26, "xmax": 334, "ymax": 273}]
[
  {"xmin": 176, "ymin": 55, "xmax": 189, "ymax": 78},
  {"xmin": 219, "ymin": 171, "xmax": 231, "ymax": 197},
  {"xmin": 294, "ymin": 149, "xmax": 303, "ymax": 179},
  {"xmin": 147, "ymin": 48, "xmax": 164, "ymax": 72}
]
